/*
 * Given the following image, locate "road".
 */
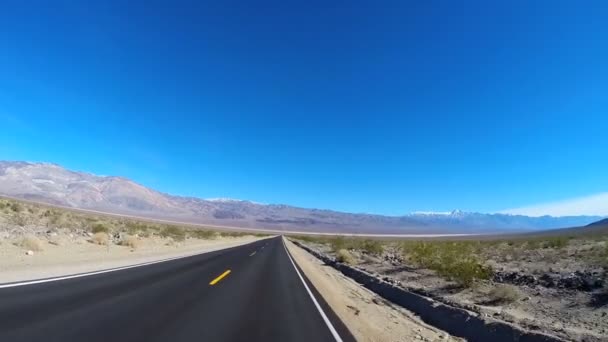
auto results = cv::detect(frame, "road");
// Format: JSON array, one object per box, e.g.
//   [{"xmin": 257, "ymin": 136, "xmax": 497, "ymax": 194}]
[{"xmin": 0, "ymin": 236, "xmax": 354, "ymax": 342}]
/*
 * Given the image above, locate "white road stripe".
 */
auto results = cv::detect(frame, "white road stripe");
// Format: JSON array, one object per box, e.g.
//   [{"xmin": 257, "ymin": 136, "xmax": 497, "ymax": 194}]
[
  {"xmin": 282, "ymin": 237, "xmax": 343, "ymax": 342},
  {"xmin": 0, "ymin": 239, "xmax": 266, "ymax": 289}
]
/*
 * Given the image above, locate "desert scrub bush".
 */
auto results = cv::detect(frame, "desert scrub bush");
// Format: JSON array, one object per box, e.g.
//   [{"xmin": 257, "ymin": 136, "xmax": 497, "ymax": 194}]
[
  {"xmin": 119, "ymin": 235, "xmax": 140, "ymax": 249},
  {"xmin": 139, "ymin": 229, "xmax": 152, "ymax": 238},
  {"xmin": 9, "ymin": 212, "xmax": 27, "ymax": 226},
  {"xmin": 329, "ymin": 236, "xmax": 346, "ymax": 252},
  {"xmin": 123, "ymin": 221, "xmax": 153, "ymax": 235},
  {"xmin": 523, "ymin": 239, "xmax": 542, "ymax": 250},
  {"xmin": 18, "ymin": 235, "xmax": 44, "ymax": 251},
  {"xmin": 292, "ymin": 235, "xmax": 324, "ymax": 243},
  {"xmin": 542, "ymin": 237, "xmax": 569, "ymax": 249},
  {"xmin": 407, "ymin": 242, "xmax": 441, "ymax": 268},
  {"xmin": 487, "ymin": 284, "xmax": 521, "ymax": 305},
  {"xmin": 48, "ymin": 211, "xmax": 63, "ymax": 226},
  {"xmin": 91, "ymin": 232, "xmax": 109, "ymax": 245},
  {"xmin": 405, "ymin": 241, "xmax": 492, "ymax": 287},
  {"xmin": 160, "ymin": 225, "xmax": 186, "ymax": 242},
  {"xmin": 91, "ymin": 223, "xmax": 110, "ymax": 234},
  {"xmin": 360, "ymin": 239, "xmax": 384, "ymax": 255},
  {"xmin": 189, "ymin": 230, "xmax": 216, "ymax": 240},
  {"xmin": 219, "ymin": 231, "xmax": 247, "ymax": 238},
  {"xmin": 594, "ymin": 243, "xmax": 608, "ymax": 268},
  {"xmin": 442, "ymin": 259, "xmax": 492, "ymax": 287},
  {"xmin": 336, "ymin": 249, "xmax": 355, "ymax": 264},
  {"xmin": 10, "ymin": 202, "xmax": 22, "ymax": 212}
]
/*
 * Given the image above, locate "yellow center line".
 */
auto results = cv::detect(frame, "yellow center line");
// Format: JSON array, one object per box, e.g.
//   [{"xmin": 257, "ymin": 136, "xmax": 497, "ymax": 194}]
[
  {"xmin": 209, "ymin": 270, "xmax": 231, "ymax": 285},
  {"xmin": 249, "ymin": 251, "xmax": 256, "ymax": 257}
]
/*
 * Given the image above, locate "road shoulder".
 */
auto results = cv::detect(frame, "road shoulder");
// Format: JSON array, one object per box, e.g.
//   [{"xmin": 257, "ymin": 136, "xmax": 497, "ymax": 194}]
[{"xmin": 284, "ymin": 238, "xmax": 460, "ymax": 342}]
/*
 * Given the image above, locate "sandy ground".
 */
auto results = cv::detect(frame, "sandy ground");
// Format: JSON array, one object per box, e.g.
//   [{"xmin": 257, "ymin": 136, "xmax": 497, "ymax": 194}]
[
  {"xmin": 0, "ymin": 235, "xmax": 264, "ymax": 283},
  {"xmin": 284, "ymin": 239, "xmax": 460, "ymax": 342}
]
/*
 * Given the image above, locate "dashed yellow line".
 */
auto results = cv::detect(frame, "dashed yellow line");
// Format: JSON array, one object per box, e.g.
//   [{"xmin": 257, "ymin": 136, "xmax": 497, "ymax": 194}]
[
  {"xmin": 249, "ymin": 251, "xmax": 256, "ymax": 257},
  {"xmin": 209, "ymin": 270, "xmax": 231, "ymax": 285}
]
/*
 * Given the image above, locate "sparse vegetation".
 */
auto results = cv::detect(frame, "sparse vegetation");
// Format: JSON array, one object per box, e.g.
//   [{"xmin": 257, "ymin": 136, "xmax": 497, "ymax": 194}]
[
  {"xmin": 542, "ymin": 236, "xmax": 569, "ymax": 249},
  {"xmin": 10, "ymin": 202, "xmax": 22, "ymax": 212},
  {"xmin": 91, "ymin": 232, "xmax": 109, "ymax": 245},
  {"xmin": 160, "ymin": 225, "xmax": 186, "ymax": 242},
  {"xmin": 219, "ymin": 231, "xmax": 249, "ymax": 238},
  {"xmin": 189, "ymin": 230, "xmax": 216, "ymax": 240},
  {"xmin": 290, "ymin": 232, "xmax": 608, "ymax": 340},
  {"xmin": 330, "ymin": 236, "xmax": 346, "ymax": 252},
  {"xmin": 487, "ymin": 284, "xmax": 521, "ymax": 305},
  {"xmin": 91, "ymin": 223, "xmax": 110, "ymax": 234},
  {"xmin": 119, "ymin": 235, "xmax": 140, "ymax": 249},
  {"xmin": 336, "ymin": 249, "xmax": 355, "ymax": 264},
  {"xmin": 360, "ymin": 239, "xmax": 384, "ymax": 255},
  {"xmin": 18, "ymin": 235, "xmax": 44, "ymax": 251},
  {"xmin": 299, "ymin": 236, "xmax": 386, "ymax": 255},
  {"xmin": 402, "ymin": 241, "xmax": 492, "ymax": 286},
  {"xmin": 0, "ymin": 198, "xmax": 263, "ymax": 245},
  {"xmin": 9, "ymin": 212, "xmax": 27, "ymax": 226}
]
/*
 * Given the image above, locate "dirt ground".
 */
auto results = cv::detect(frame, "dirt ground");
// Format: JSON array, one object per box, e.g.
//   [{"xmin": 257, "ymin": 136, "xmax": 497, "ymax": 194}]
[
  {"xmin": 0, "ymin": 233, "xmax": 262, "ymax": 283},
  {"xmin": 0, "ymin": 197, "xmax": 270, "ymax": 283},
  {"xmin": 297, "ymin": 239, "xmax": 608, "ymax": 342},
  {"xmin": 285, "ymin": 239, "xmax": 461, "ymax": 342}
]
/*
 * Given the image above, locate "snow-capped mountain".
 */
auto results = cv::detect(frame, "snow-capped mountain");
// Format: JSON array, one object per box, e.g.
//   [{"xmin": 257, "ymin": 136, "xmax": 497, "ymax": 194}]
[
  {"xmin": 0, "ymin": 161, "xmax": 603, "ymax": 234},
  {"xmin": 408, "ymin": 210, "xmax": 601, "ymax": 231}
]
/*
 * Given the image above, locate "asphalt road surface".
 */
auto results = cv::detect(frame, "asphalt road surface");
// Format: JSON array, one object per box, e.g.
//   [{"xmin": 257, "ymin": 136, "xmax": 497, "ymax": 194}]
[{"xmin": 0, "ymin": 236, "xmax": 354, "ymax": 342}]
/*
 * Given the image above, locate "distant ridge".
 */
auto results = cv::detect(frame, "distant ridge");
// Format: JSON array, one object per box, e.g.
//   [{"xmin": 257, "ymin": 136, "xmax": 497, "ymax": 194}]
[
  {"xmin": 0, "ymin": 161, "xmax": 602, "ymax": 234},
  {"xmin": 587, "ymin": 218, "xmax": 608, "ymax": 227}
]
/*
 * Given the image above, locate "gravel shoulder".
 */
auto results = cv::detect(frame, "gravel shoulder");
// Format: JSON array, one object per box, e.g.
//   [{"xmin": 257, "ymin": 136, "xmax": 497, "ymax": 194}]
[{"xmin": 284, "ymin": 238, "xmax": 461, "ymax": 342}]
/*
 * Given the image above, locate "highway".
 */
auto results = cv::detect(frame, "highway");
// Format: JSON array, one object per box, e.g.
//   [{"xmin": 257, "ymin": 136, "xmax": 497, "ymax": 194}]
[{"xmin": 0, "ymin": 236, "xmax": 354, "ymax": 342}]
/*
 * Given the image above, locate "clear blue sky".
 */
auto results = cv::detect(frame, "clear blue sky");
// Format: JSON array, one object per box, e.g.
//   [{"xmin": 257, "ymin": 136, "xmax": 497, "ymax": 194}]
[{"xmin": 1, "ymin": 1, "xmax": 607, "ymax": 215}]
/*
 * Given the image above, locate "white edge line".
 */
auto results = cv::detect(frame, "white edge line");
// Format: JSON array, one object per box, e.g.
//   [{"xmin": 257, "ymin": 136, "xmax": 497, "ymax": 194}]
[
  {"xmin": 0, "ymin": 238, "xmax": 266, "ymax": 289},
  {"xmin": 282, "ymin": 237, "xmax": 343, "ymax": 342}
]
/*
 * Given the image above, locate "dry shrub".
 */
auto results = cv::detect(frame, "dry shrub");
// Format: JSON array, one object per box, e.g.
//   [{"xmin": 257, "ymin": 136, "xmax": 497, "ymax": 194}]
[
  {"xmin": 189, "ymin": 230, "xmax": 216, "ymax": 240},
  {"xmin": 119, "ymin": 235, "xmax": 140, "ymax": 249},
  {"xmin": 488, "ymin": 284, "xmax": 521, "ymax": 305},
  {"xmin": 160, "ymin": 225, "xmax": 186, "ymax": 242},
  {"xmin": 336, "ymin": 249, "xmax": 355, "ymax": 265},
  {"xmin": 10, "ymin": 203, "xmax": 22, "ymax": 212},
  {"xmin": 9, "ymin": 213, "xmax": 28, "ymax": 227},
  {"xmin": 91, "ymin": 223, "xmax": 110, "ymax": 234},
  {"xmin": 19, "ymin": 235, "xmax": 44, "ymax": 251},
  {"xmin": 91, "ymin": 232, "xmax": 109, "ymax": 245},
  {"xmin": 360, "ymin": 239, "xmax": 384, "ymax": 255}
]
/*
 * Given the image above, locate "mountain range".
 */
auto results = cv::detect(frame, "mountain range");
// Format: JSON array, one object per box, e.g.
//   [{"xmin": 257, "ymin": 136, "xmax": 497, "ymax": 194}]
[{"xmin": 0, "ymin": 161, "xmax": 603, "ymax": 234}]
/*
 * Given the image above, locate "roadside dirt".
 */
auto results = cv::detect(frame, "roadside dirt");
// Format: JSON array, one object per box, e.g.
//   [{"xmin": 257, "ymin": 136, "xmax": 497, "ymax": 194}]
[
  {"xmin": 0, "ymin": 234, "xmax": 262, "ymax": 283},
  {"xmin": 300, "ymin": 240, "xmax": 608, "ymax": 342},
  {"xmin": 285, "ymin": 239, "xmax": 462, "ymax": 342}
]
